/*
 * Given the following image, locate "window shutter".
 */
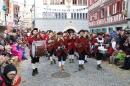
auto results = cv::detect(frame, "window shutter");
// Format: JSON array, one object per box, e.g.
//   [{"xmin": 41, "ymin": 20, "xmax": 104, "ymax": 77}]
[
  {"xmin": 104, "ymin": 8, "xmax": 107, "ymax": 18},
  {"xmin": 109, "ymin": 4, "xmax": 113, "ymax": 15},
  {"xmin": 120, "ymin": 0, "xmax": 123, "ymax": 13},
  {"xmin": 117, "ymin": 1, "xmax": 120, "ymax": 13}
]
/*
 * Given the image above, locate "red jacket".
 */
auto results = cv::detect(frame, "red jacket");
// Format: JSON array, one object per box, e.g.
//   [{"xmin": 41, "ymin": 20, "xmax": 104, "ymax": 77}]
[
  {"xmin": 75, "ymin": 36, "xmax": 90, "ymax": 54},
  {"xmin": 39, "ymin": 34, "xmax": 45, "ymax": 40},
  {"xmin": 56, "ymin": 38, "xmax": 68, "ymax": 57},
  {"xmin": 47, "ymin": 38, "xmax": 57, "ymax": 51},
  {"xmin": 92, "ymin": 38, "xmax": 106, "ymax": 54},
  {"xmin": 107, "ymin": 46, "xmax": 113, "ymax": 55},
  {"xmin": 124, "ymin": 42, "xmax": 130, "ymax": 55},
  {"xmin": 0, "ymin": 76, "xmax": 7, "ymax": 86},
  {"xmin": 67, "ymin": 35, "xmax": 76, "ymax": 50},
  {"xmin": 28, "ymin": 35, "xmax": 40, "ymax": 56},
  {"xmin": 22, "ymin": 36, "xmax": 29, "ymax": 43}
]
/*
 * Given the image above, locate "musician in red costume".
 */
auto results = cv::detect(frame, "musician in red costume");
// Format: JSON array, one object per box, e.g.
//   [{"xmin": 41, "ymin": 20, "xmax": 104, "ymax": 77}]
[
  {"xmin": 75, "ymin": 30, "xmax": 90, "ymax": 71},
  {"xmin": 67, "ymin": 29, "xmax": 76, "ymax": 63},
  {"xmin": 28, "ymin": 28, "xmax": 40, "ymax": 76},
  {"xmin": 92, "ymin": 32, "xmax": 106, "ymax": 70},
  {"xmin": 56, "ymin": 32, "xmax": 68, "ymax": 71},
  {"xmin": 45, "ymin": 30, "xmax": 53, "ymax": 60},
  {"xmin": 47, "ymin": 32, "xmax": 57, "ymax": 65},
  {"xmin": 39, "ymin": 31, "xmax": 45, "ymax": 40}
]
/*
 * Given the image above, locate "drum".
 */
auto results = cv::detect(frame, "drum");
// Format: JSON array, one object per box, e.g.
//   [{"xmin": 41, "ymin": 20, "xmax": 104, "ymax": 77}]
[
  {"xmin": 99, "ymin": 48, "xmax": 107, "ymax": 54},
  {"xmin": 32, "ymin": 41, "xmax": 47, "ymax": 57},
  {"xmin": 98, "ymin": 46, "xmax": 107, "ymax": 54}
]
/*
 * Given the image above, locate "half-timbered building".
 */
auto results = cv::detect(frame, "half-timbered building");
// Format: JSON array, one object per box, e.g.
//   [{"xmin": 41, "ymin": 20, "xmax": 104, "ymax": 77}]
[{"xmin": 88, "ymin": 0, "xmax": 128, "ymax": 33}]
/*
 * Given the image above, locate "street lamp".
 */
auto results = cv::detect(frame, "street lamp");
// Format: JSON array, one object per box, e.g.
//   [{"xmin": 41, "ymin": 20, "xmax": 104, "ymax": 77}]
[{"xmin": 2, "ymin": 5, "xmax": 8, "ymax": 29}]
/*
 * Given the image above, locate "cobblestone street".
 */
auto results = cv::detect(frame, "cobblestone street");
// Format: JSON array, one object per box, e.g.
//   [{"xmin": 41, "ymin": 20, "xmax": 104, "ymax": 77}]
[{"xmin": 18, "ymin": 57, "xmax": 130, "ymax": 86}]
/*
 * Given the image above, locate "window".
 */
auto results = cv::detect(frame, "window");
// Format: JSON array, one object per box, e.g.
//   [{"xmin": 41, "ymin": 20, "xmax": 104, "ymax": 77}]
[
  {"xmin": 101, "ymin": 9, "xmax": 104, "ymax": 18},
  {"xmin": 43, "ymin": 0, "xmax": 65, "ymax": 5},
  {"xmin": 43, "ymin": 12, "xmax": 67, "ymax": 19},
  {"xmin": 122, "ymin": 0, "xmax": 128, "ymax": 11},
  {"xmin": 71, "ymin": 13, "xmax": 87, "ymax": 19},
  {"xmin": 95, "ymin": 12, "xmax": 98, "ymax": 20},
  {"xmin": 77, "ymin": 13, "xmax": 79, "ymax": 19},
  {"xmin": 89, "ymin": 15, "xmax": 92, "ymax": 21},
  {"xmin": 83, "ymin": 0, "xmax": 87, "ymax": 5},
  {"xmin": 80, "ymin": 13, "xmax": 83, "ymax": 19},
  {"xmin": 71, "ymin": 13, "xmax": 73, "ymax": 19},
  {"xmin": 74, "ymin": 13, "xmax": 76, "ymax": 19},
  {"xmin": 73, "ymin": 0, "xmax": 87, "ymax": 5},
  {"xmin": 113, "ymin": 3, "xmax": 117, "ymax": 14},
  {"xmin": 107, "ymin": 6, "xmax": 110, "ymax": 16},
  {"xmin": 73, "ymin": 0, "xmax": 77, "ymax": 5},
  {"xmin": 78, "ymin": 0, "xmax": 82, "ymax": 5}
]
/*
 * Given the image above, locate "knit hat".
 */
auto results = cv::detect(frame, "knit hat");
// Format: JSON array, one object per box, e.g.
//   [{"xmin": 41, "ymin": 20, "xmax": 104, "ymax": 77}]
[{"xmin": 3, "ymin": 64, "xmax": 17, "ymax": 76}]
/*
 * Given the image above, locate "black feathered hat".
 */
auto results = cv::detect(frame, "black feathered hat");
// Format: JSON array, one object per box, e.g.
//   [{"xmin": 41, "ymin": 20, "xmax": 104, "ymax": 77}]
[
  {"xmin": 78, "ymin": 29, "xmax": 85, "ymax": 34},
  {"xmin": 57, "ymin": 31, "xmax": 63, "ymax": 35},
  {"xmin": 67, "ymin": 29, "xmax": 75, "ymax": 34},
  {"xmin": 31, "ymin": 28, "xmax": 38, "ymax": 34}
]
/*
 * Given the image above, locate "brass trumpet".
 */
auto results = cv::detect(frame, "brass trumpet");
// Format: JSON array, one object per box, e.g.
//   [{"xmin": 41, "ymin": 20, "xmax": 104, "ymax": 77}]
[{"xmin": 49, "ymin": 33, "xmax": 56, "ymax": 45}]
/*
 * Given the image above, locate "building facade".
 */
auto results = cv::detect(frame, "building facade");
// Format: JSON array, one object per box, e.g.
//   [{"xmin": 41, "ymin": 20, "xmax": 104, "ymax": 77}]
[
  {"xmin": 31, "ymin": 0, "xmax": 88, "ymax": 32},
  {"xmin": 88, "ymin": 0, "xmax": 128, "ymax": 33},
  {"xmin": 0, "ymin": 0, "xmax": 22, "ymax": 30}
]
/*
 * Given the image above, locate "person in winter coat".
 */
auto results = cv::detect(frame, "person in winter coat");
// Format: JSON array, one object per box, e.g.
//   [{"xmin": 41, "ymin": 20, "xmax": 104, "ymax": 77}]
[{"xmin": 0, "ymin": 64, "xmax": 17, "ymax": 86}]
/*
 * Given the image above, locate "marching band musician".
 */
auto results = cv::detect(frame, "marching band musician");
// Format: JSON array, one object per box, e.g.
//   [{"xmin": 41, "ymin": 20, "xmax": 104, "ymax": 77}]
[
  {"xmin": 67, "ymin": 29, "xmax": 76, "ymax": 63},
  {"xmin": 47, "ymin": 32, "xmax": 57, "ymax": 65},
  {"xmin": 56, "ymin": 32, "xmax": 68, "ymax": 71},
  {"xmin": 92, "ymin": 32, "xmax": 106, "ymax": 70},
  {"xmin": 84, "ymin": 30, "xmax": 91, "ymax": 63},
  {"xmin": 28, "ymin": 28, "xmax": 41, "ymax": 76},
  {"xmin": 75, "ymin": 30, "xmax": 90, "ymax": 71}
]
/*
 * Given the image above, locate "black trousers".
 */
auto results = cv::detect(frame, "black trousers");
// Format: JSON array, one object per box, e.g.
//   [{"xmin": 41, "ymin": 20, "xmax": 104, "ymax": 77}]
[
  {"xmin": 48, "ymin": 48, "xmax": 56, "ymax": 56},
  {"xmin": 79, "ymin": 50, "xmax": 86, "ymax": 60},
  {"xmin": 58, "ymin": 51, "xmax": 67, "ymax": 61},
  {"xmin": 96, "ymin": 51, "xmax": 103, "ymax": 60},
  {"xmin": 31, "ymin": 56, "xmax": 40, "ymax": 64},
  {"xmin": 68, "ymin": 49, "xmax": 74, "ymax": 55}
]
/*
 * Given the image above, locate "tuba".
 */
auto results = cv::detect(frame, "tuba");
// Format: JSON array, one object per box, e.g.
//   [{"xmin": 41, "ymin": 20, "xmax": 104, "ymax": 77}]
[
  {"xmin": 85, "ymin": 35, "xmax": 90, "ymax": 44},
  {"xmin": 49, "ymin": 33, "xmax": 57, "ymax": 45}
]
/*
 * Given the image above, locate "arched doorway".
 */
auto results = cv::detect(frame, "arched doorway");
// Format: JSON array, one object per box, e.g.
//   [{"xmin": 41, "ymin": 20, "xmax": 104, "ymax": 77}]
[{"xmin": 64, "ymin": 26, "xmax": 78, "ymax": 33}]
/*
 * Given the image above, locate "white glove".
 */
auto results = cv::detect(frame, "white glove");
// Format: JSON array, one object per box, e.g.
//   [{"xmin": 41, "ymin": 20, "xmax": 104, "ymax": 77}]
[
  {"xmin": 94, "ymin": 43, "xmax": 98, "ymax": 46},
  {"xmin": 58, "ymin": 46, "xmax": 61, "ymax": 50}
]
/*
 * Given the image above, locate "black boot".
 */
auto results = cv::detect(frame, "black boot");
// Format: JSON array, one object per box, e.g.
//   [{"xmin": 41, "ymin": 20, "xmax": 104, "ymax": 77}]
[
  {"xmin": 53, "ymin": 59, "xmax": 56, "ymax": 64},
  {"xmin": 119, "ymin": 66, "xmax": 125, "ymax": 69},
  {"xmin": 78, "ymin": 65, "xmax": 81, "ymax": 71},
  {"xmin": 97, "ymin": 65, "xmax": 100, "ymax": 70},
  {"xmin": 50, "ymin": 61, "xmax": 53, "ymax": 65},
  {"xmin": 32, "ymin": 69, "xmax": 35, "ymax": 76},
  {"xmin": 84, "ymin": 60, "xmax": 87, "ymax": 63},
  {"xmin": 72, "ymin": 59, "xmax": 74, "ymax": 63},
  {"xmin": 35, "ymin": 68, "xmax": 38, "ymax": 74},
  {"xmin": 99, "ymin": 64, "xmax": 102, "ymax": 68},
  {"xmin": 69, "ymin": 59, "xmax": 71, "ymax": 63},
  {"xmin": 81, "ymin": 65, "xmax": 85, "ymax": 70}
]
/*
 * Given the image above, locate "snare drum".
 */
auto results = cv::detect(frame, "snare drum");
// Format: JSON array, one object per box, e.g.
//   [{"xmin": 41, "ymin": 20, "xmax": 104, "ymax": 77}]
[
  {"xmin": 32, "ymin": 41, "xmax": 47, "ymax": 57},
  {"xmin": 99, "ymin": 48, "xmax": 107, "ymax": 54}
]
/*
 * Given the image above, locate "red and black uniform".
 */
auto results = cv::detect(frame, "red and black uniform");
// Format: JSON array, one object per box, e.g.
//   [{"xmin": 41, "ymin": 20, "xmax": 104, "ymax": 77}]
[
  {"xmin": 47, "ymin": 36, "xmax": 57, "ymax": 57},
  {"xmin": 28, "ymin": 34, "xmax": 40, "ymax": 63},
  {"xmin": 91, "ymin": 37, "xmax": 106, "ymax": 60},
  {"xmin": 75, "ymin": 36, "xmax": 90, "ymax": 60},
  {"xmin": 67, "ymin": 35, "xmax": 76, "ymax": 55},
  {"xmin": 56, "ymin": 38, "xmax": 68, "ymax": 61}
]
